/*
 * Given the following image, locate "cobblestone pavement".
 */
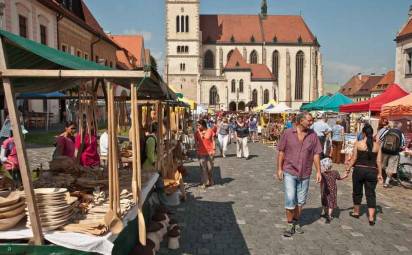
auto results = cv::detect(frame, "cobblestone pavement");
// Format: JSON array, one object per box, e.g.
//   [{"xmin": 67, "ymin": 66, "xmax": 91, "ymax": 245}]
[
  {"xmin": 25, "ymin": 144, "xmax": 412, "ymax": 255},
  {"xmin": 158, "ymin": 142, "xmax": 412, "ymax": 255}
]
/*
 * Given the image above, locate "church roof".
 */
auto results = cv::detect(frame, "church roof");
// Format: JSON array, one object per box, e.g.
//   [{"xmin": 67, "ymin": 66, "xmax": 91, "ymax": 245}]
[
  {"xmin": 224, "ymin": 48, "xmax": 275, "ymax": 81},
  {"xmin": 200, "ymin": 15, "xmax": 317, "ymax": 45}
]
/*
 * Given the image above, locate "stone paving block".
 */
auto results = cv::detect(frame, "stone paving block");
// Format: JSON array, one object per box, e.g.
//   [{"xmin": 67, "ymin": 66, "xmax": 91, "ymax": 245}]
[
  {"xmin": 393, "ymin": 245, "xmax": 409, "ymax": 252},
  {"xmin": 350, "ymin": 232, "xmax": 364, "ymax": 237}
]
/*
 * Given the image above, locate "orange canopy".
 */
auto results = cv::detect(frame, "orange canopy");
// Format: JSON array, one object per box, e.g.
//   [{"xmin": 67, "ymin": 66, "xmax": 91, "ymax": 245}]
[{"xmin": 381, "ymin": 93, "xmax": 412, "ymax": 118}]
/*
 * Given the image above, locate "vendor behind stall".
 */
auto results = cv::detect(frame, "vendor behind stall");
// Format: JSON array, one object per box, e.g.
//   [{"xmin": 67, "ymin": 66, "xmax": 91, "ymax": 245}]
[
  {"xmin": 75, "ymin": 118, "xmax": 100, "ymax": 169},
  {"xmin": 50, "ymin": 121, "xmax": 77, "ymax": 172},
  {"xmin": 142, "ymin": 122, "xmax": 158, "ymax": 172}
]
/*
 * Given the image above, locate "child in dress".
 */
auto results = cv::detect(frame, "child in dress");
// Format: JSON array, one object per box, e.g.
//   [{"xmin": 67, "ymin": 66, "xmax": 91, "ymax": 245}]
[{"xmin": 320, "ymin": 157, "xmax": 349, "ymax": 223}]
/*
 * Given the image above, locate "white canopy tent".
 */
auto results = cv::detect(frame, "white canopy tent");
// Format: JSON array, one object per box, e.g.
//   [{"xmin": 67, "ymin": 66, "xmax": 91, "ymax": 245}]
[{"xmin": 263, "ymin": 102, "xmax": 292, "ymax": 114}]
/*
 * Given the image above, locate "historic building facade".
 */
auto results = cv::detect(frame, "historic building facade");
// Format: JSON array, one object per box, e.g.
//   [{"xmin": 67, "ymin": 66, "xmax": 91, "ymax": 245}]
[
  {"xmin": 395, "ymin": 5, "xmax": 412, "ymax": 92},
  {"xmin": 165, "ymin": 0, "xmax": 323, "ymax": 110}
]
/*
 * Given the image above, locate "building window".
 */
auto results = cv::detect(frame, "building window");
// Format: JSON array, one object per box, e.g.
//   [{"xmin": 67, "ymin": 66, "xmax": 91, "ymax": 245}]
[
  {"xmin": 295, "ymin": 51, "xmax": 304, "ymax": 100},
  {"xmin": 185, "ymin": 15, "xmax": 189, "ymax": 32},
  {"xmin": 204, "ymin": 50, "xmax": 214, "ymax": 69},
  {"xmin": 239, "ymin": 79, "xmax": 244, "ymax": 93},
  {"xmin": 176, "ymin": 16, "xmax": 180, "ymax": 33},
  {"xmin": 40, "ymin": 25, "xmax": 47, "ymax": 45},
  {"xmin": 227, "ymin": 50, "xmax": 234, "ymax": 62},
  {"xmin": 19, "ymin": 15, "xmax": 28, "ymax": 38},
  {"xmin": 180, "ymin": 63, "xmax": 186, "ymax": 71},
  {"xmin": 406, "ymin": 51, "xmax": 412, "ymax": 75},
  {"xmin": 272, "ymin": 50, "xmax": 279, "ymax": 80},
  {"xmin": 231, "ymin": 79, "xmax": 236, "ymax": 93},
  {"xmin": 63, "ymin": 0, "xmax": 73, "ymax": 10},
  {"xmin": 76, "ymin": 50, "xmax": 82, "ymax": 57},
  {"xmin": 177, "ymin": 46, "xmax": 181, "ymax": 53},
  {"xmin": 180, "ymin": 16, "xmax": 185, "ymax": 33},
  {"xmin": 110, "ymin": 61, "xmax": 113, "ymax": 68},
  {"xmin": 84, "ymin": 53, "xmax": 89, "ymax": 60},
  {"xmin": 61, "ymin": 44, "xmax": 68, "ymax": 52},
  {"xmin": 184, "ymin": 46, "xmax": 188, "ymax": 53},
  {"xmin": 250, "ymin": 50, "xmax": 258, "ymax": 64},
  {"xmin": 209, "ymin": 86, "xmax": 218, "ymax": 105},
  {"xmin": 264, "ymin": 89, "xmax": 269, "ymax": 104},
  {"xmin": 252, "ymin": 89, "xmax": 258, "ymax": 106}
]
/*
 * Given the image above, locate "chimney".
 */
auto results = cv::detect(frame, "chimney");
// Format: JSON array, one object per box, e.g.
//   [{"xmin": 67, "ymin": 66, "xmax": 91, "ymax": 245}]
[
  {"xmin": 409, "ymin": 5, "xmax": 412, "ymax": 18},
  {"xmin": 357, "ymin": 72, "xmax": 362, "ymax": 80}
]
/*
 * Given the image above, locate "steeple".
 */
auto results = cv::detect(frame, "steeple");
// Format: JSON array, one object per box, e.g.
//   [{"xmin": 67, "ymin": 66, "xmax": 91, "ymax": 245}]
[{"xmin": 261, "ymin": 0, "xmax": 268, "ymax": 18}]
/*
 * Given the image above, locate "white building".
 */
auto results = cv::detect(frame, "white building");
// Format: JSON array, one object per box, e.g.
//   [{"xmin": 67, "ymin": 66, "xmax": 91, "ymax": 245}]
[
  {"xmin": 395, "ymin": 5, "xmax": 412, "ymax": 92},
  {"xmin": 165, "ymin": 0, "xmax": 323, "ymax": 111}
]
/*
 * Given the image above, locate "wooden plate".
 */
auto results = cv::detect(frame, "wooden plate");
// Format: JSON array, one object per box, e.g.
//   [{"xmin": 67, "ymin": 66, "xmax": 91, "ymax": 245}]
[
  {"xmin": 0, "ymin": 192, "xmax": 21, "ymax": 207},
  {"xmin": 0, "ymin": 204, "xmax": 26, "ymax": 219},
  {"xmin": 0, "ymin": 212, "xmax": 25, "ymax": 231},
  {"xmin": 0, "ymin": 199, "xmax": 25, "ymax": 213}
]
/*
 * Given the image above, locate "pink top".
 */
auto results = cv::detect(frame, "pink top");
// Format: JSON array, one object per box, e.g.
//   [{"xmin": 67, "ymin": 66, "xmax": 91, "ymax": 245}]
[
  {"xmin": 75, "ymin": 133, "xmax": 100, "ymax": 167},
  {"xmin": 195, "ymin": 129, "xmax": 215, "ymax": 156},
  {"xmin": 2, "ymin": 137, "xmax": 18, "ymax": 170},
  {"xmin": 278, "ymin": 128, "xmax": 322, "ymax": 179},
  {"xmin": 56, "ymin": 135, "xmax": 75, "ymax": 158}
]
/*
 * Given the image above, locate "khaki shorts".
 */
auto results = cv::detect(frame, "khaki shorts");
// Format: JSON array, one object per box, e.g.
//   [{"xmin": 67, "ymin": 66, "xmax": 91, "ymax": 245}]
[{"xmin": 382, "ymin": 153, "xmax": 400, "ymax": 175}]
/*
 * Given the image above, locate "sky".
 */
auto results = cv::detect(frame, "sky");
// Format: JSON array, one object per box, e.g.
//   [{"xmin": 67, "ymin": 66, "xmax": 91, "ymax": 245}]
[{"xmin": 85, "ymin": 0, "xmax": 412, "ymax": 85}]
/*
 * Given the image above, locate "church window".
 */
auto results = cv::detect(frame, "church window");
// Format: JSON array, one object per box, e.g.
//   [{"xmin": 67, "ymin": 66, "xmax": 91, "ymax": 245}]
[
  {"xmin": 239, "ymin": 79, "xmax": 244, "ymax": 93},
  {"xmin": 231, "ymin": 79, "xmax": 236, "ymax": 93},
  {"xmin": 295, "ymin": 51, "xmax": 304, "ymax": 100},
  {"xmin": 184, "ymin": 46, "xmax": 189, "ymax": 53},
  {"xmin": 227, "ymin": 50, "xmax": 234, "ymax": 62},
  {"xmin": 181, "ymin": 16, "xmax": 185, "ymax": 33},
  {"xmin": 209, "ymin": 86, "xmax": 218, "ymax": 105},
  {"xmin": 272, "ymin": 50, "xmax": 279, "ymax": 80},
  {"xmin": 250, "ymin": 50, "xmax": 258, "ymax": 64},
  {"xmin": 186, "ymin": 15, "xmax": 189, "ymax": 32},
  {"xmin": 264, "ymin": 89, "xmax": 269, "ymax": 104},
  {"xmin": 176, "ymin": 16, "xmax": 180, "ymax": 33},
  {"xmin": 180, "ymin": 63, "xmax": 186, "ymax": 71},
  {"xmin": 252, "ymin": 89, "xmax": 258, "ymax": 106},
  {"xmin": 204, "ymin": 50, "xmax": 214, "ymax": 69},
  {"xmin": 19, "ymin": 15, "xmax": 28, "ymax": 38},
  {"xmin": 177, "ymin": 46, "xmax": 180, "ymax": 53}
]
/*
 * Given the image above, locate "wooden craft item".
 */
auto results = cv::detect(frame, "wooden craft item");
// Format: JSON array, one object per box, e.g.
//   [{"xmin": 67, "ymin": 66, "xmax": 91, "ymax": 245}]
[
  {"xmin": 0, "ymin": 191, "xmax": 22, "ymax": 207},
  {"xmin": 0, "ymin": 199, "xmax": 25, "ymax": 213},
  {"xmin": 34, "ymin": 188, "xmax": 68, "ymax": 196},
  {"xmin": 0, "ymin": 204, "xmax": 25, "ymax": 219},
  {"xmin": 0, "ymin": 212, "xmax": 25, "ymax": 231}
]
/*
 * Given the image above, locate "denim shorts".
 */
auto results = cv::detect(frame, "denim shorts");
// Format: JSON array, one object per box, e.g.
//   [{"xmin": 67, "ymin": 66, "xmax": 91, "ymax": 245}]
[{"xmin": 284, "ymin": 172, "xmax": 310, "ymax": 209}]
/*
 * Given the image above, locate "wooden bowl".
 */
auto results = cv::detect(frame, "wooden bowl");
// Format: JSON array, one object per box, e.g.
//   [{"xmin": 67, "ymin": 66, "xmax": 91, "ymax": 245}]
[
  {"xmin": 0, "ymin": 192, "xmax": 21, "ymax": 207},
  {"xmin": 0, "ymin": 204, "xmax": 26, "ymax": 219},
  {"xmin": 0, "ymin": 199, "xmax": 25, "ymax": 213},
  {"xmin": 34, "ymin": 188, "xmax": 68, "ymax": 196},
  {"xmin": 0, "ymin": 212, "xmax": 25, "ymax": 230}
]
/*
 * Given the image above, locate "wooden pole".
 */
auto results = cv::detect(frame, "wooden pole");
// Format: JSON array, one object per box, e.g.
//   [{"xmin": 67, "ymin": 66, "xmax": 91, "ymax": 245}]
[
  {"xmin": 0, "ymin": 41, "xmax": 44, "ymax": 244},
  {"xmin": 156, "ymin": 101, "xmax": 163, "ymax": 172}
]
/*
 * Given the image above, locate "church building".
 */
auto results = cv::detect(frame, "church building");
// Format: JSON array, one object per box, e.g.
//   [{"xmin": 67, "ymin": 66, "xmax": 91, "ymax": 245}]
[{"xmin": 165, "ymin": 0, "xmax": 323, "ymax": 110}]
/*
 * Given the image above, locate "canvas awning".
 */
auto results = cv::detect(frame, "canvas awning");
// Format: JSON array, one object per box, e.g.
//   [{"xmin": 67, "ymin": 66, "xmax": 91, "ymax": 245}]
[
  {"xmin": 17, "ymin": 91, "xmax": 66, "ymax": 99},
  {"xmin": 340, "ymin": 84, "xmax": 408, "ymax": 113},
  {"xmin": 300, "ymin": 95, "xmax": 330, "ymax": 111},
  {"xmin": 381, "ymin": 93, "xmax": 412, "ymax": 119},
  {"xmin": 0, "ymin": 29, "xmax": 173, "ymax": 100},
  {"xmin": 264, "ymin": 102, "xmax": 292, "ymax": 114},
  {"xmin": 315, "ymin": 92, "xmax": 353, "ymax": 112}
]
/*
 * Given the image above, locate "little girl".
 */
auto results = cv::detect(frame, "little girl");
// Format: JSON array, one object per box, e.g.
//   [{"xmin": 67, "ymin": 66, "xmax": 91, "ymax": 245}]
[{"xmin": 320, "ymin": 157, "xmax": 348, "ymax": 223}]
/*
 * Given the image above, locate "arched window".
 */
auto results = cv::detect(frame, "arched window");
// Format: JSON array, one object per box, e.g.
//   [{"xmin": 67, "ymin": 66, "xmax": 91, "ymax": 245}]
[
  {"xmin": 264, "ymin": 89, "xmax": 269, "ymax": 104},
  {"xmin": 272, "ymin": 50, "xmax": 279, "ymax": 80},
  {"xmin": 180, "ymin": 16, "xmax": 185, "ymax": 33},
  {"xmin": 238, "ymin": 102, "xmax": 245, "ymax": 111},
  {"xmin": 227, "ymin": 50, "xmax": 234, "ymax": 62},
  {"xmin": 295, "ymin": 51, "xmax": 304, "ymax": 100},
  {"xmin": 250, "ymin": 50, "xmax": 258, "ymax": 64},
  {"xmin": 185, "ymin": 46, "xmax": 189, "ymax": 53},
  {"xmin": 239, "ymin": 79, "xmax": 244, "ymax": 93},
  {"xmin": 177, "ymin": 46, "xmax": 180, "ymax": 53},
  {"xmin": 229, "ymin": 102, "xmax": 237, "ymax": 111},
  {"xmin": 185, "ymin": 15, "xmax": 189, "ymax": 32},
  {"xmin": 209, "ymin": 86, "xmax": 218, "ymax": 105},
  {"xmin": 176, "ymin": 16, "xmax": 180, "ymax": 33},
  {"xmin": 231, "ymin": 79, "xmax": 236, "ymax": 93},
  {"xmin": 204, "ymin": 50, "xmax": 215, "ymax": 69},
  {"xmin": 252, "ymin": 89, "xmax": 258, "ymax": 106}
]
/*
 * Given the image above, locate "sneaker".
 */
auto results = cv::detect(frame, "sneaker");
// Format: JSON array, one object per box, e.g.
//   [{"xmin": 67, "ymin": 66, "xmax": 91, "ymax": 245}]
[
  {"xmin": 283, "ymin": 223, "xmax": 295, "ymax": 237},
  {"xmin": 294, "ymin": 223, "xmax": 304, "ymax": 234},
  {"xmin": 325, "ymin": 216, "xmax": 333, "ymax": 224}
]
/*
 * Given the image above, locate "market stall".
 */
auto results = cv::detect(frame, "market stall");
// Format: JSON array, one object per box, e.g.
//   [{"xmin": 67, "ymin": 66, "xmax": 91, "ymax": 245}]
[
  {"xmin": 313, "ymin": 92, "xmax": 352, "ymax": 112},
  {"xmin": 300, "ymin": 95, "xmax": 330, "ymax": 111},
  {"xmin": 381, "ymin": 93, "xmax": 412, "ymax": 120},
  {"xmin": 0, "ymin": 29, "xmax": 179, "ymax": 254}
]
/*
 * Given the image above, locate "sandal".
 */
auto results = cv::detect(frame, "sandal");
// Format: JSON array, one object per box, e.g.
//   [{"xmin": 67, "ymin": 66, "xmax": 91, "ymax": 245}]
[{"xmin": 349, "ymin": 212, "xmax": 360, "ymax": 219}]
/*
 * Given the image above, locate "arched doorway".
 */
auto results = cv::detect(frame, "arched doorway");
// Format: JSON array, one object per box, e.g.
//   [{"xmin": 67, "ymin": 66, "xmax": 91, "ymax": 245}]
[
  {"xmin": 229, "ymin": 101, "xmax": 237, "ymax": 112},
  {"xmin": 238, "ymin": 101, "xmax": 246, "ymax": 111},
  {"xmin": 252, "ymin": 89, "xmax": 258, "ymax": 106}
]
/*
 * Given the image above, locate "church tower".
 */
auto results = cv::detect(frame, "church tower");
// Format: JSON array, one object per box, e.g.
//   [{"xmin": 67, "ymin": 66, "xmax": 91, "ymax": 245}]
[{"xmin": 165, "ymin": 0, "xmax": 201, "ymax": 102}]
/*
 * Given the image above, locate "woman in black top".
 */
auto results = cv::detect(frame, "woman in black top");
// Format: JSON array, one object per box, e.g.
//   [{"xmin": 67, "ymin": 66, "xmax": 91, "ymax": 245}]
[
  {"xmin": 235, "ymin": 117, "xmax": 250, "ymax": 159},
  {"xmin": 346, "ymin": 124, "xmax": 383, "ymax": 225}
]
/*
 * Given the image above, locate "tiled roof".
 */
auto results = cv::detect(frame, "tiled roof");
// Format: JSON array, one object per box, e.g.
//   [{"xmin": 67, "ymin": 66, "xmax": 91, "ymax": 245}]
[
  {"xmin": 110, "ymin": 35, "xmax": 145, "ymax": 67},
  {"xmin": 340, "ymin": 75, "xmax": 370, "ymax": 96},
  {"xmin": 354, "ymin": 75, "xmax": 383, "ymax": 96},
  {"xmin": 200, "ymin": 15, "xmax": 317, "ymax": 44},
  {"xmin": 371, "ymin": 70, "xmax": 395, "ymax": 92},
  {"xmin": 224, "ymin": 48, "xmax": 275, "ymax": 81},
  {"xmin": 397, "ymin": 18, "xmax": 412, "ymax": 41},
  {"xmin": 115, "ymin": 50, "xmax": 134, "ymax": 70}
]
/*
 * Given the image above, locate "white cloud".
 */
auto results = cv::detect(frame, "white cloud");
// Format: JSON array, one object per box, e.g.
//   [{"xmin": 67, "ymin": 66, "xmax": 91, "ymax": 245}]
[{"xmin": 121, "ymin": 29, "xmax": 152, "ymax": 42}]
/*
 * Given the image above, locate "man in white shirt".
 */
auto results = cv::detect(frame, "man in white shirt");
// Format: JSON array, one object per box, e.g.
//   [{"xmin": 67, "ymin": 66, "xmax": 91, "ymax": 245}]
[{"xmin": 311, "ymin": 114, "xmax": 331, "ymax": 156}]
